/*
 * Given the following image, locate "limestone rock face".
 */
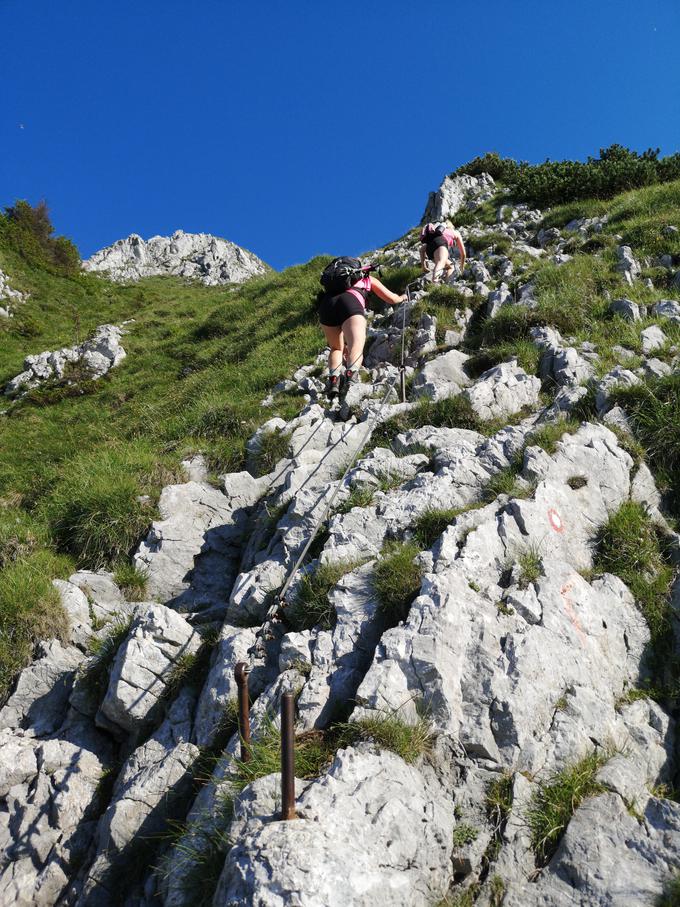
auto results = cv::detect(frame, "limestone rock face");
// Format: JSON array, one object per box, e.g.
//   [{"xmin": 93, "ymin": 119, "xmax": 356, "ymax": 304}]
[
  {"xmin": 464, "ymin": 359, "xmax": 541, "ymax": 421},
  {"xmin": 83, "ymin": 229, "xmax": 269, "ymax": 285},
  {"xmin": 214, "ymin": 747, "xmax": 455, "ymax": 907},
  {"xmin": 412, "ymin": 349, "xmax": 471, "ymax": 401},
  {"xmin": 4, "ymin": 323, "xmax": 127, "ymax": 397},
  {"xmin": 422, "ymin": 172, "xmax": 496, "ymax": 223},
  {"xmin": 99, "ymin": 603, "xmax": 201, "ymax": 734},
  {"xmin": 0, "ymin": 267, "xmax": 27, "ymax": 317}
]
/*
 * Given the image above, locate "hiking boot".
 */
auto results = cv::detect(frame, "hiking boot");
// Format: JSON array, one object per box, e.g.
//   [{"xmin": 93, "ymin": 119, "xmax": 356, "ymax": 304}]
[
  {"xmin": 326, "ymin": 373, "xmax": 341, "ymax": 398},
  {"xmin": 341, "ymin": 369, "xmax": 362, "ymax": 395}
]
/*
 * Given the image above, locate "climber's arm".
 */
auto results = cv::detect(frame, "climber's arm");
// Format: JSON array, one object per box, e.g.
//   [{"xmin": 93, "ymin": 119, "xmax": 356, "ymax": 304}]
[{"xmin": 370, "ymin": 277, "xmax": 406, "ymax": 306}]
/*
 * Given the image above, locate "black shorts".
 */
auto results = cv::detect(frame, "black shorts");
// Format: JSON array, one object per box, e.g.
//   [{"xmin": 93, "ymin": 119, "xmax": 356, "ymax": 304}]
[
  {"xmin": 424, "ymin": 236, "xmax": 449, "ymax": 261},
  {"xmin": 318, "ymin": 291, "xmax": 366, "ymax": 327}
]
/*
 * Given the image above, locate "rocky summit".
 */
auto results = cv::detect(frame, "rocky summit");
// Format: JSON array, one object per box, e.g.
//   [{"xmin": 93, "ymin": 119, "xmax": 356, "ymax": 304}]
[
  {"xmin": 2, "ymin": 151, "xmax": 680, "ymax": 907},
  {"xmin": 83, "ymin": 229, "xmax": 269, "ymax": 285}
]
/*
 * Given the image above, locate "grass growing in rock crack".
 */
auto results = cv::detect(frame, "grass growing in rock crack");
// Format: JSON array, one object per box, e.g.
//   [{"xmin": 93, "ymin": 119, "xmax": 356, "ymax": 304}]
[
  {"xmin": 485, "ymin": 773, "xmax": 514, "ymax": 862},
  {"xmin": 516, "ymin": 545, "xmax": 543, "ymax": 589},
  {"xmin": 373, "ymin": 541, "xmax": 423, "ymax": 624},
  {"xmin": 252, "ymin": 428, "xmax": 291, "ymax": 477},
  {"xmin": 288, "ymin": 558, "xmax": 367, "ymax": 631},
  {"xmin": 594, "ymin": 502, "xmax": 675, "ymax": 685},
  {"xmin": 113, "ymin": 562, "xmax": 148, "ymax": 601},
  {"xmin": 336, "ymin": 484, "xmax": 375, "ymax": 514},
  {"xmin": 527, "ymin": 749, "xmax": 609, "ymax": 866},
  {"xmin": 232, "ymin": 711, "xmax": 432, "ymax": 791},
  {"xmin": 526, "ymin": 419, "xmax": 580, "ymax": 455},
  {"xmin": 482, "ymin": 461, "xmax": 530, "ymax": 502},
  {"xmin": 81, "ymin": 617, "xmax": 132, "ymax": 699},
  {"xmin": 413, "ymin": 507, "xmax": 466, "ymax": 549},
  {"xmin": 611, "ymin": 375, "xmax": 680, "ymax": 516}
]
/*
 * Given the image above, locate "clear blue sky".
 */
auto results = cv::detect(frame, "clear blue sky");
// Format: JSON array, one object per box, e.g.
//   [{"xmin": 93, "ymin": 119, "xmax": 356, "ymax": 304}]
[{"xmin": 1, "ymin": 0, "xmax": 679, "ymax": 270}]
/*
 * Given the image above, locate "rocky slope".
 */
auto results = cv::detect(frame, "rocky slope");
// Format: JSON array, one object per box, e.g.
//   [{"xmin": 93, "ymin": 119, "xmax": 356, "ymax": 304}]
[
  {"xmin": 83, "ymin": 229, "xmax": 269, "ymax": 285},
  {"xmin": 2, "ymin": 171, "xmax": 680, "ymax": 906}
]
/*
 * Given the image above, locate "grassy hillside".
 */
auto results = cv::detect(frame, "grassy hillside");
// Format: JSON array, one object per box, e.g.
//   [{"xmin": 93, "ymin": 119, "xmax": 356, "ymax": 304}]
[{"xmin": 0, "ymin": 219, "xmax": 332, "ymax": 694}]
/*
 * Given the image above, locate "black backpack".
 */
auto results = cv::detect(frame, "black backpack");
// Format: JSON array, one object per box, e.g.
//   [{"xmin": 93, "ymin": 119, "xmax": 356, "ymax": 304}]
[{"xmin": 320, "ymin": 257, "xmax": 364, "ymax": 296}]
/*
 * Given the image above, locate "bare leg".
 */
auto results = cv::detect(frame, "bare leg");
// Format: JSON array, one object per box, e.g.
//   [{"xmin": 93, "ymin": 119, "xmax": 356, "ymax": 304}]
[
  {"xmin": 341, "ymin": 315, "xmax": 367, "ymax": 372},
  {"xmin": 432, "ymin": 246, "xmax": 449, "ymax": 283},
  {"xmin": 321, "ymin": 324, "xmax": 344, "ymax": 374}
]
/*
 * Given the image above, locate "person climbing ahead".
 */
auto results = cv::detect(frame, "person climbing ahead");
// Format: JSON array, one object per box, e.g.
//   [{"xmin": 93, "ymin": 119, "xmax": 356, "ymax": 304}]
[
  {"xmin": 419, "ymin": 222, "xmax": 466, "ymax": 283},
  {"xmin": 318, "ymin": 257, "xmax": 406, "ymax": 398}
]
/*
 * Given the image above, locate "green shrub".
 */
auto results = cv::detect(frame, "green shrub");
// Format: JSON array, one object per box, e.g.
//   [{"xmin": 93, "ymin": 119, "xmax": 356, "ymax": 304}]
[
  {"xmin": 289, "ymin": 559, "xmax": 366, "ymax": 631},
  {"xmin": 0, "ymin": 550, "xmax": 70, "ymax": 698},
  {"xmin": 373, "ymin": 541, "xmax": 423, "ymax": 623},
  {"xmin": 43, "ymin": 446, "xmax": 158, "ymax": 569},
  {"xmin": 1, "ymin": 200, "xmax": 81, "ymax": 275},
  {"xmin": 527, "ymin": 750, "xmax": 608, "ymax": 865},
  {"xmin": 658, "ymin": 875, "xmax": 680, "ymax": 906},
  {"xmin": 455, "ymin": 145, "xmax": 680, "ymax": 209},
  {"xmin": 452, "ymin": 823, "xmax": 479, "ymax": 847},
  {"xmin": 413, "ymin": 508, "xmax": 462, "ymax": 549}
]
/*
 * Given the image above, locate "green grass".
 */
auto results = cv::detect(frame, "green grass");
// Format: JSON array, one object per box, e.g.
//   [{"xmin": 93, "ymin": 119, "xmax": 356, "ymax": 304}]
[
  {"xmin": 252, "ymin": 428, "xmax": 291, "ymax": 477},
  {"xmin": 413, "ymin": 507, "xmax": 464, "ymax": 549},
  {"xmin": 336, "ymin": 484, "xmax": 375, "ymax": 514},
  {"xmin": 658, "ymin": 876, "xmax": 680, "ymax": 907},
  {"xmin": 527, "ymin": 750, "xmax": 609, "ymax": 866},
  {"xmin": 594, "ymin": 502, "xmax": 674, "ymax": 646},
  {"xmin": 516, "ymin": 545, "xmax": 543, "ymax": 589},
  {"xmin": 526, "ymin": 419, "xmax": 580, "ymax": 455},
  {"xmin": 0, "ymin": 550, "xmax": 70, "ymax": 698},
  {"xmin": 373, "ymin": 541, "xmax": 423, "ymax": 624},
  {"xmin": 113, "ymin": 562, "xmax": 149, "ymax": 601},
  {"xmin": 81, "ymin": 616, "xmax": 132, "ymax": 700},
  {"xmin": 288, "ymin": 558, "xmax": 367, "ymax": 631},
  {"xmin": 232, "ymin": 711, "xmax": 432, "ymax": 791}
]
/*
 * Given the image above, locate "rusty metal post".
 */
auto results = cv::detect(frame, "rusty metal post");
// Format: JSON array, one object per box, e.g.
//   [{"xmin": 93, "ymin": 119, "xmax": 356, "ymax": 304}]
[
  {"xmin": 280, "ymin": 691, "xmax": 296, "ymax": 820},
  {"xmin": 234, "ymin": 662, "xmax": 251, "ymax": 763}
]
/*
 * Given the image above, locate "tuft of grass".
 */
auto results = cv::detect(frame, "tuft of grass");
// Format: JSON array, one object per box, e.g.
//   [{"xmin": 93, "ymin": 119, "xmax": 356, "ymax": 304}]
[
  {"xmin": 482, "ymin": 461, "xmax": 528, "ymax": 502},
  {"xmin": 657, "ymin": 875, "xmax": 680, "ymax": 907},
  {"xmin": 0, "ymin": 549, "xmax": 71, "ymax": 699},
  {"xmin": 594, "ymin": 501, "xmax": 674, "ymax": 643},
  {"xmin": 252, "ymin": 428, "xmax": 291, "ymax": 477},
  {"xmin": 0, "ymin": 506, "xmax": 46, "ymax": 568},
  {"xmin": 517, "ymin": 545, "xmax": 543, "ymax": 589},
  {"xmin": 288, "ymin": 558, "xmax": 366, "ymax": 631},
  {"xmin": 413, "ymin": 507, "xmax": 463, "ymax": 549},
  {"xmin": 486, "ymin": 773, "xmax": 514, "ymax": 859},
  {"xmin": 373, "ymin": 541, "xmax": 423, "ymax": 624},
  {"xmin": 232, "ymin": 711, "xmax": 432, "ymax": 793},
  {"xmin": 41, "ymin": 445, "xmax": 160, "ymax": 569},
  {"xmin": 336, "ymin": 484, "xmax": 375, "ymax": 514},
  {"xmin": 452, "ymin": 823, "xmax": 479, "ymax": 847},
  {"xmin": 82, "ymin": 616, "xmax": 132, "ymax": 700},
  {"xmin": 113, "ymin": 561, "xmax": 148, "ymax": 601},
  {"xmin": 526, "ymin": 419, "xmax": 580, "ymax": 455},
  {"xmin": 567, "ymin": 475, "xmax": 588, "ymax": 490},
  {"xmin": 527, "ymin": 749, "xmax": 609, "ymax": 866}
]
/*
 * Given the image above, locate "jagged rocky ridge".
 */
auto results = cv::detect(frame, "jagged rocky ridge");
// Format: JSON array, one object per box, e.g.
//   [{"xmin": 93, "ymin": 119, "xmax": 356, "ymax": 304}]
[
  {"xmin": 83, "ymin": 229, "xmax": 269, "ymax": 285},
  {"xmin": 1, "ymin": 172, "xmax": 680, "ymax": 906}
]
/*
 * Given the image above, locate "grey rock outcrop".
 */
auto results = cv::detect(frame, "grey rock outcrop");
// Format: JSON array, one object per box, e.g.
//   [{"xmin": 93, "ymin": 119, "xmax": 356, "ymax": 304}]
[
  {"xmin": 99, "ymin": 603, "xmax": 201, "ymax": 734},
  {"xmin": 531, "ymin": 326, "xmax": 594, "ymax": 386},
  {"xmin": 464, "ymin": 360, "xmax": 541, "ymax": 421},
  {"xmin": 654, "ymin": 299, "xmax": 680, "ymax": 324},
  {"xmin": 83, "ymin": 229, "xmax": 268, "ymax": 285},
  {"xmin": 4, "ymin": 324, "xmax": 127, "ymax": 398},
  {"xmin": 609, "ymin": 297, "xmax": 640, "ymax": 321},
  {"xmin": 641, "ymin": 324, "xmax": 667, "ymax": 354},
  {"xmin": 0, "ymin": 267, "xmax": 27, "ymax": 317},
  {"xmin": 616, "ymin": 245, "xmax": 641, "ymax": 284},
  {"xmin": 422, "ymin": 172, "xmax": 496, "ymax": 223},
  {"xmin": 411, "ymin": 349, "xmax": 471, "ymax": 401}
]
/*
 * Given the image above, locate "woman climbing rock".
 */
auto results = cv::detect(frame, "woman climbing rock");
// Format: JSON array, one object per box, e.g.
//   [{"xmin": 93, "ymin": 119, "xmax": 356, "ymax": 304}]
[
  {"xmin": 318, "ymin": 257, "xmax": 406, "ymax": 398},
  {"xmin": 419, "ymin": 221, "xmax": 466, "ymax": 283}
]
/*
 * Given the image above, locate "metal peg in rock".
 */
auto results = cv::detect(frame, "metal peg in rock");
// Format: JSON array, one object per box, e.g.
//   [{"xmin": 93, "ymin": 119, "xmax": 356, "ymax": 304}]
[
  {"xmin": 281, "ymin": 691, "xmax": 296, "ymax": 820},
  {"xmin": 234, "ymin": 662, "xmax": 251, "ymax": 763}
]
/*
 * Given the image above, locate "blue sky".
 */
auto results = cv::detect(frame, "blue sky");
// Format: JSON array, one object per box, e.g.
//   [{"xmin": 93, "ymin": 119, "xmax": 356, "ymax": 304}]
[{"xmin": 1, "ymin": 0, "xmax": 679, "ymax": 270}]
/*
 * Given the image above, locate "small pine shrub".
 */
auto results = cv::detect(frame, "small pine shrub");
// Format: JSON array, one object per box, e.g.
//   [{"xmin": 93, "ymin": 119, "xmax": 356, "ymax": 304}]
[
  {"xmin": 527, "ymin": 750, "xmax": 608, "ymax": 865},
  {"xmin": 373, "ymin": 542, "xmax": 423, "ymax": 624},
  {"xmin": 1, "ymin": 200, "xmax": 81, "ymax": 275}
]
